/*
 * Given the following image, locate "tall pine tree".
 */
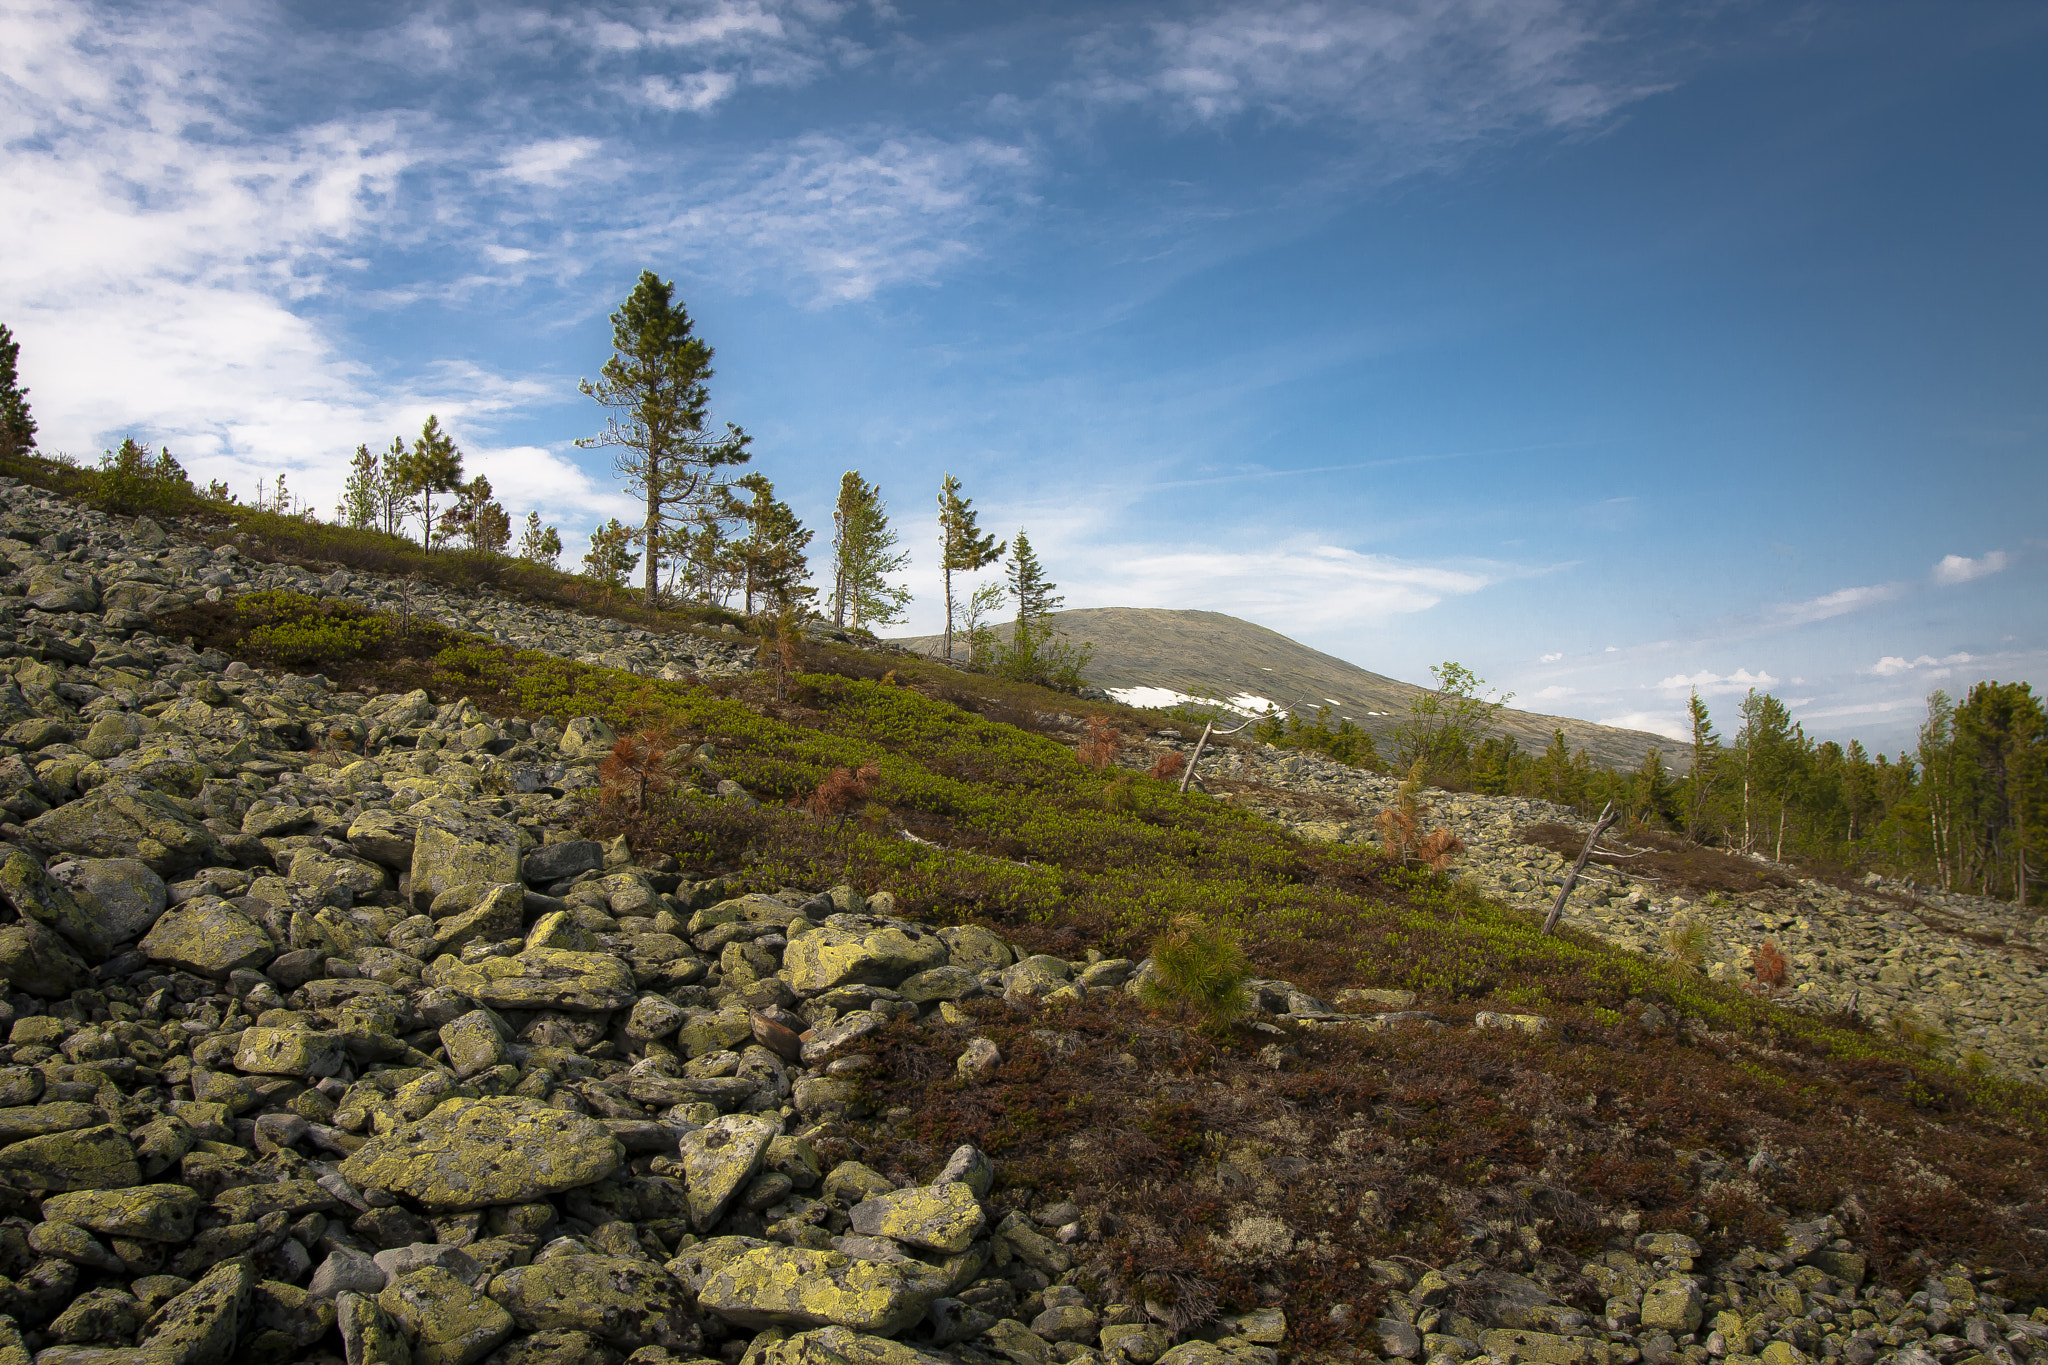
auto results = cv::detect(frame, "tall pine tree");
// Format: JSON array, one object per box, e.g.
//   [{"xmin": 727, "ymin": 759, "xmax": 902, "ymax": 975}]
[
  {"xmin": 392, "ymin": 416, "xmax": 463, "ymax": 550},
  {"xmin": 830, "ymin": 472, "xmax": 912, "ymax": 630},
  {"xmin": 937, "ymin": 473, "xmax": 1003, "ymax": 661},
  {"xmin": 578, "ymin": 271, "xmax": 751, "ymax": 610},
  {"xmin": 0, "ymin": 324, "xmax": 35, "ymax": 459}
]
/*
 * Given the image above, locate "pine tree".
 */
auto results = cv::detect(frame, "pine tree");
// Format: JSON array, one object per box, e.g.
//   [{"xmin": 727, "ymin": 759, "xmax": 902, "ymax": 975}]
[
  {"xmin": 583, "ymin": 518, "xmax": 641, "ymax": 604},
  {"xmin": 392, "ymin": 415, "xmax": 464, "ymax": 550},
  {"xmin": 338, "ymin": 444, "xmax": 380, "ymax": 529},
  {"xmin": 724, "ymin": 473, "xmax": 814, "ymax": 616},
  {"xmin": 1005, "ymin": 528, "xmax": 1064, "ymax": 628},
  {"xmin": 518, "ymin": 512, "xmax": 563, "ymax": 568},
  {"xmin": 439, "ymin": 475, "xmax": 511, "ymax": 553},
  {"xmin": 830, "ymin": 472, "xmax": 913, "ymax": 630},
  {"xmin": 1683, "ymin": 690, "xmax": 1718, "ymax": 839},
  {"xmin": 937, "ymin": 473, "xmax": 1003, "ymax": 661},
  {"xmin": 578, "ymin": 271, "xmax": 751, "ymax": 610},
  {"xmin": 0, "ymin": 323, "xmax": 36, "ymax": 459}
]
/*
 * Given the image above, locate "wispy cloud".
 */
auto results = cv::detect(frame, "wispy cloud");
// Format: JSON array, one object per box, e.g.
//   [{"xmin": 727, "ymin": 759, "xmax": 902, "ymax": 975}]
[
  {"xmin": 1769, "ymin": 582, "xmax": 1905, "ymax": 627},
  {"xmin": 1076, "ymin": 0, "xmax": 1664, "ymax": 166},
  {"xmin": 1595, "ymin": 710, "xmax": 1689, "ymax": 742},
  {"xmin": 1932, "ymin": 550, "xmax": 2009, "ymax": 586},
  {"xmin": 1539, "ymin": 651, "xmax": 1563, "ymax": 662}
]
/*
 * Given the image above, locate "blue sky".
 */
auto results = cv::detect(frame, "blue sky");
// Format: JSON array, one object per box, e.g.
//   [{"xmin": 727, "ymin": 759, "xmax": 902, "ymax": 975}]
[{"xmin": 4, "ymin": 0, "xmax": 2043, "ymax": 753}]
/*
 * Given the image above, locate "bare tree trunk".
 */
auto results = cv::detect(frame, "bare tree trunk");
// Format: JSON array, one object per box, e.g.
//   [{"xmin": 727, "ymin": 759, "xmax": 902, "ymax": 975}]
[
  {"xmin": 1179, "ymin": 717, "xmax": 1252, "ymax": 794},
  {"xmin": 1776, "ymin": 803, "xmax": 1786, "ymax": 863},
  {"xmin": 942, "ymin": 565, "xmax": 954, "ymax": 662},
  {"xmin": 645, "ymin": 478, "xmax": 661, "ymax": 610},
  {"xmin": 1544, "ymin": 801, "xmax": 1619, "ymax": 936}
]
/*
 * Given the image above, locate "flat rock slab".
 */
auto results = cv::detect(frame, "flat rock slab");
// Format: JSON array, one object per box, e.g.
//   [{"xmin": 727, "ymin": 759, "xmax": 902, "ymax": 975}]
[
  {"xmin": 488, "ymin": 1254, "xmax": 698, "ymax": 1350},
  {"xmin": 779, "ymin": 917, "xmax": 948, "ymax": 996},
  {"xmin": 409, "ymin": 803, "xmax": 522, "ymax": 911},
  {"xmin": 340, "ymin": 1096, "xmax": 622, "ymax": 1211},
  {"xmin": 441, "ymin": 949, "xmax": 637, "ymax": 1013},
  {"xmin": 141, "ymin": 898, "xmax": 275, "ymax": 978},
  {"xmin": 847, "ymin": 1182, "xmax": 985, "ymax": 1254},
  {"xmin": 26, "ymin": 784, "xmax": 220, "ymax": 875},
  {"xmin": 695, "ymin": 1245, "xmax": 936, "ymax": 1335}
]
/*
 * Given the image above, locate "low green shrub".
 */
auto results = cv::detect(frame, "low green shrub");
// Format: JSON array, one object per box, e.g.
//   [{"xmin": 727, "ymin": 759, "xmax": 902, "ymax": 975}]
[
  {"xmin": 1139, "ymin": 916, "xmax": 1251, "ymax": 1032},
  {"xmin": 233, "ymin": 591, "xmax": 392, "ymax": 667}
]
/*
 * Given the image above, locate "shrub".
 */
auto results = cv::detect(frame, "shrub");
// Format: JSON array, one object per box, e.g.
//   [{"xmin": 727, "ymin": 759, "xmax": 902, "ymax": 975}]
[
  {"xmin": 1149, "ymin": 751, "xmax": 1186, "ymax": 781},
  {"xmin": 1888, "ymin": 1007, "xmax": 1947, "ymax": 1055},
  {"xmin": 235, "ymin": 591, "xmax": 390, "ymax": 666},
  {"xmin": 809, "ymin": 763, "xmax": 880, "ymax": 821},
  {"xmin": 599, "ymin": 726, "xmax": 691, "ymax": 813},
  {"xmin": 1103, "ymin": 771, "xmax": 1138, "ymax": 812},
  {"xmin": 81, "ymin": 439, "xmax": 209, "ymax": 518},
  {"xmin": 1752, "ymin": 939, "xmax": 1788, "ymax": 989},
  {"xmin": 1139, "ymin": 916, "xmax": 1250, "ymax": 1033}
]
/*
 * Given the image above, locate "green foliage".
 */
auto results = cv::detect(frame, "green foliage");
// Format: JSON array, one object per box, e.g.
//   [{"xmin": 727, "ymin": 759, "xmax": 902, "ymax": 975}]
[
  {"xmin": 830, "ymin": 471, "xmax": 912, "ymax": 630},
  {"xmin": 722, "ymin": 472, "xmax": 814, "ymax": 616},
  {"xmin": 1253, "ymin": 704, "xmax": 1382, "ymax": 770},
  {"xmin": 937, "ymin": 473, "xmax": 1004, "ymax": 661},
  {"xmin": 234, "ymin": 591, "xmax": 391, "ymax": 666},
  {"xmin": 518, "ymin": 512, "xmax": 563, "ymax": 569},
  {"xmin": 439, "ymin": 475, "xmax": 512, "ymax": 554},
  {"xmin": 82, "ymin": 439, "xmax": 206, "ymax": 517},
  {"xmin": 1139, "ymin": 917, "xmax": 1251, "ymax": 1032},
  {"xmin": 976, "ymin": 528, "xmax": 1094, "ymax": 691},
  {"xmin": 583, "ymin": 518, "xmax": 641, "ymax": 602},
  {"xmin": 1662, "ymin": 914, "xmax": 1709, "ymax": 970},
  {"xmin": 0, "ymin": 322, "xmax": 35, "ymax": 458},
  {"xmin": 1397, "ymin": 662, "xmax": 1510, "ymax": 780},
  {"xmin": 392, "ymin": 415, "xmax": 464, "ymax": 549}
]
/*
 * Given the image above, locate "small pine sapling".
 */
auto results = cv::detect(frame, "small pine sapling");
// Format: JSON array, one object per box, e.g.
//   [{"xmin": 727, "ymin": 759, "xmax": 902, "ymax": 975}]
[
  {"xmin": 1662, "ymin": 914, "xmax": 1709, "ymax": 970},
  {"xmin": 808, "ymin": 763, "xmax": 880, "ymax": 823},
  {"xmin": 1149, "ymin": 751, "xmax": 1186, "ymax": 781},
  {"xmin": 1375, "ymin": 761, "xmax": 1429, "ymax": 860},
  {"xmin": 1104, "ymin": 771, "xmax": 1138, "ymax": 812},
  {"xmin": 1139, "ymin": 916, "xmax": 1251, "ymax": 1033},
  {"xmin": 600, "ymin": 726, "xmax": 686, "ymax": 813},
  {"xmin": 1415, "ymin": 827, "xmax": 1465, "ymax": 872},
  {"xmin": 1887, "ymin": 1007, "xmax": 1946, "ymax": 1056}
]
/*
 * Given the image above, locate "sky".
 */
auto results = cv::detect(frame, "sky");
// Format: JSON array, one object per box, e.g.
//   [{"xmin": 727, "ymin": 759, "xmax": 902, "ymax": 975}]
[{"xmin": 3, "ymin": 0, "xmax": 2043, "ymax": 755}]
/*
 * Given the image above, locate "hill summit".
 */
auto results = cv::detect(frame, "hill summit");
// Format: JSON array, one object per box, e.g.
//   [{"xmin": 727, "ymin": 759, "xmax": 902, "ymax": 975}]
[{"xmin": 892, "ymin": 606, "xmax": 1673, "ymax": 771}]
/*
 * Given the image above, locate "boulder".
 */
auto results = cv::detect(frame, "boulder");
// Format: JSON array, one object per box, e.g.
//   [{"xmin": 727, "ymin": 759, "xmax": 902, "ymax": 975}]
[
  {"xmin": 848, "ymin": 1183, "xmax": 985, "ymax": 1254},
  {"xmin": 0, "ymin": 919, "xmax": 90, "ymax": 998},
  {"xmin": 46, "ymin": 856, "xmax": 168, "ymax": 944},
  {"xmin": 936, "ymin": 924, "xmax": 1012, "ymax": 972},
  {"xmin": 337, "ymin": 1289, "xmax": 412, "ymax": 1365},
  {"xmin": 0, "ymin": 849, "xmax": 112, "ymax": 958},
  {"xmin": 487, "ymin": 1254, "xmax": 698, "ymax": 1349},
  {"xmin": 442, "ymin": 949, "xmax": 637, "ymax": 1013},
  {"xmin": 695, "ymin": 1244, "xmax": 937, "ymax": 1334},
  {"xmin": 143, "ymin": 1256, "xmax": 257, "ymax": 1364},
  {"xmin": 140, "ymin": 898, "xmax": 275, "ymax": 977},
  {"xmin": 1639, "ymin": 1277, "xmax": 1704, "ymax": 1334},
  {"xmin": 557, "ymin": 716, "xmax": 619, "ymax": 763},
  {"xmin": 440, "ymin": 1011, "xmax": 510, "ymax": 1080},
  {"xmin": 0, "ymin": 1123, "xmax": 141, "ymax": 1191},
  {"xmin": 42, "ymin": 1184, "xmax": 203, "ymax": 1241},
  {"xmin": 378, "ymin": 1265, "xmax": 515, "ymax": 1365},
  {"xmin": 410, "ymin": 804, "xmax": 522, "ymax": 911},
  {"xmin": 234, "ymin": 1025, "xmax": 349, "ymax": 1078},
  {"xmin": 340, "ymin": 1097, "xmax": 623, "ymax": 1211},
  {"xmin": 679, "ymin": 1114, "xmax": 780, "ymax": 1231},
  {"xmin": 781, "ymin": 917, "xmax": 948, "ymax": 996},
  {"xmin": 347, "ymin": 809, "xmax": 419, "ymax": 869},
  {"xmin": 522, "ymin": 840, "xmax": 604, "ymax": 884},
  {"xmin": 26, "ymin": 783, "xmax": 220, "ymax": 874}
]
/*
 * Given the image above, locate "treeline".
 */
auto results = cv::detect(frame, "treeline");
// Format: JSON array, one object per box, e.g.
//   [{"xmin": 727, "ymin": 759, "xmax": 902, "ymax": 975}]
[
  {"xmin": 1236, "ymin": 657, "xmax": 2044, "ymax": 905},
  {"xmin": 0, "ymin": 277, "xmax": 1093, "ymax": 690}
]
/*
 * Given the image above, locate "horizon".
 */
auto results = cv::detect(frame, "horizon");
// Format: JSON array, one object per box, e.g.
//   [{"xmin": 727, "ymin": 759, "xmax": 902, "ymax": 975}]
[{"xmin": 4, "ymin": 1, "xmax": 2042, "ymax": 756}]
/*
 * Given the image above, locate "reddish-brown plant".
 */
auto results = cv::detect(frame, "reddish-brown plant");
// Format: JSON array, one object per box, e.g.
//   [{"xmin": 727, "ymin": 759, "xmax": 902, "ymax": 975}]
[
  {"xmin": 599, "ymin": 726, "xmax": 686, "ymax": 813},
  {"xmin": 1754, "ymin": 939, "xmax": 1789, "ymax": 989},
  {"xmin": 1149, "ymin": 751, "xmax": 1187, "ymax": 781},
  {"xmin": 1416, "ymin": 827, "xmax": 1465, "ymax": 872},
  {"xmin": 1078, "ymin": 715, "xmax": 1121, "ymax": 770},
  {"xmin": 808, "ymin": 762, "xmax": 881, "ymax": 821}
]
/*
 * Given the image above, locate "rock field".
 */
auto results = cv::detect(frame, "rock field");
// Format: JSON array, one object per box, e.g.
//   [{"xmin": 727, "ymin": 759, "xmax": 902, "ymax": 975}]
[
  {"xmin": 0, "ymin": 477, "xmax": 2041, "ymax": 1365},
  {"xmin": 1164, "ymin": 745, "xmax": 2048, "ymax": 1086}
]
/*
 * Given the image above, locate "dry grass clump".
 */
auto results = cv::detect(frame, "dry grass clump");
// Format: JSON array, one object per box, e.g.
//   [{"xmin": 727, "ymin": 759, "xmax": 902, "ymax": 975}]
[
  {"xmin": 1663, "ymin": 914, "xmax": 1710, "ymax": 970},
  {"xmin": 1752, "ymin": 939, "xmax": 1789, "ymax": 989}
]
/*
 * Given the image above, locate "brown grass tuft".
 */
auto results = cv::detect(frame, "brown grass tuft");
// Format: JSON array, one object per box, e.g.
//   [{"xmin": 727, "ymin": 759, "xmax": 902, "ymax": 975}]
[
  {"xmin": 1753, "ymin": 939, "xmax": 1789, "ymax": 989},
  {"xmin": 1078, "ymin": 715, "xmax": 1121, "ymax": 770}
]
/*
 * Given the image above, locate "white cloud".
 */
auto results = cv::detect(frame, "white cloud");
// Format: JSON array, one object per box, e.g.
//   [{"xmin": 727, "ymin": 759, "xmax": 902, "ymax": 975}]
[
  {"xmin": 1539, "ymin": 651, "xmax": 1562, "ymax": 663},
  {"xmin": 497, "ymin": 137, "xmax": 605, "ymax": 186},
  {"xmin": 1081, "ymin": 0, "xmax": 1662, "ymax": 162},
  {"xmin": 1654, "ymin": 668, "xmax": 1779, "ymax": 696},
  {"xmin": 638, "ymin": 71, "xmax": 742, "ymax": 112},
  {"xmin": 1770, "ymin": 582, "xmax": 1905, "ymax": 626},
  {"xmin": 1533, "ymin": 684, "xmax": 1574, "ymax": 700},
  {"xmin": 1932, "ymin": 551, "xmax": 2009, "ymax": 586},
  {"xmin": 1868, "ymin": 652, "xmax": 1973, "ymax": 677}
]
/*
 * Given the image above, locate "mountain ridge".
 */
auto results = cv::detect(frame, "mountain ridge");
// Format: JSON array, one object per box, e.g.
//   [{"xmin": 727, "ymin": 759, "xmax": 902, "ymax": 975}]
[{"xmin": 891, "ymin": 605, "xmax": 1677, "ymax": 772}]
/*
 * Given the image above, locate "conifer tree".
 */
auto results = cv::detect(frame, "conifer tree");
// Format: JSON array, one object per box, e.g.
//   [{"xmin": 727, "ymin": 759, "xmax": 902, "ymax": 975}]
[
  {"xmin": 1005, "ymin": 528, "xmax": 1064, "ymax": 629},
  {"xmin": 578, "ymin": 271, "xmax": 751, "ymax": 610},
  {"xmin": 338, "ymin": 444, "xmax": 380, "ymax": 529},
  {"xmin": 518, "ymin": 512, "xmax": 563, "ymax": 568},
  {"xmin": 583, "ymin": 518, "xmax": 640, "ymax": 604},
  {"xmin": 724, "ymin": 473, "xmax": 814, "ymax": 616},
  {"xmin": 0, "ymin": 323, "xmax": 36, "ymax": 459},
  {"xmin": 830, "ymin": 472, "xmax": 912, "ymax": 630},
  {"xmin": 937, "ymin": 473, "xmax": 1003, "ymax": 661},
  {"xmin": 440, "ymin": 475, "xmax": 511, "ymax": 553},
  {"xmin": 392, "ymin": 415, "xmax": 464, "ymax": 550},
  {"xmin": 1683, "ymin": 690, "xmax": 1718, "ymax": 839}
]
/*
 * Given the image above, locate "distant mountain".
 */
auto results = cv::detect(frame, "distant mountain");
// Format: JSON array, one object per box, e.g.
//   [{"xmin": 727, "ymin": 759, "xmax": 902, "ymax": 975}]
[{"xmin": 890, "ymin": 606, "xmax": 1677, "ymax": 772}]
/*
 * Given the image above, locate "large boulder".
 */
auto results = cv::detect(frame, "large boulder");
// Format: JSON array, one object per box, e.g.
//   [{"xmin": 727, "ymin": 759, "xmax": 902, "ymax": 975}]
[
  {"xmin": 143, "ymin": 1256, "xmax": 256, "ymax": 1364},
  {"xmin": 378, "ymin": 1265, "xmax": 515, "ymax": 1365},
  {"xmin": 140, "ymin": 898, "xmax": 275, "ymax": 977},
  {"xmin": 0, "ymin": 920, "xmax": 90, "ymax": 998},
  {"xmin": 556, "ymin": 716, "xmax": 619, "ymax": 763},
  {"xmin": 936, "ymin": 924, "xmax": 1013, "ymax": 973},
  {"xmin": 347, "ymin": 808, "xmax": 419, "ymax": 869},
  {"xmin": 0, "ymin": 849, "xmax": 112, "ymax": 959},
  {"xmin": 487, "ymin": 1255, "xmax": 698, "ymax": 1350},
  {"xmin": 0, "ymin": 1123, "xmax": 141, "ymax": 1190},
  {"xmin": 340, "ymin": 1096, "xmax": 623, "ymax": 1211},
  {"xmin": 25, "ymin": 784, "xmax": 221, "ymax": 875},
  {"xmin": 847, "ymin": 1183, "xmax": 986, "ymax": 1254},
  {"xmin": 410, "ymin": 803, "xmax": 523, "ymax": 911},
  {"xmin": 24, "ymin": 565, "xmax": 100, "ymax": 613},
  {"xmin": 780, "ymin": 917, "xmax": 948, "ymax": 996},
  {"xmin": 45, "ymin": 856, "xmax": 167, "ymax": 945},
  {"xmin": 441, "ymin": 949, "xmax": 637, "ymax": 1013},
  {"xmin": 43, "ymin": 1184, "xmax": 203, "ymax": 1241},
  {"xmin": 695, "ymin": 1245, "xmax": 938, "ymax": 1335}
]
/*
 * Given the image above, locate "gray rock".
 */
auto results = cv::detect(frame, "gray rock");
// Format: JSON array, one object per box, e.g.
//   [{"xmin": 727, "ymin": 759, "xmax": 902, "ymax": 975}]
[
  {"xmin": 523, "ymin": 840, "xmax": 604, "ymax": 884},
  {"xmin": 311, "ymin": 1245, "xmax": 389, "ymax": 1298},
  {"xmin": 46, "ymin": 856, "xmax": 167, "ymax": 943}
]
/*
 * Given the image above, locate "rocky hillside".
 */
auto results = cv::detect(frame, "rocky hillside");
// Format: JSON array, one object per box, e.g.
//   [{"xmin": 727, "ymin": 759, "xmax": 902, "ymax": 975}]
[
  {"xmin": 0, "ymin": 477, "xmax": 2042, "ymax": 1365},
  {"xmin": 892, "ymin": 608, "xmax": 1676, "ymax": 772}
]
